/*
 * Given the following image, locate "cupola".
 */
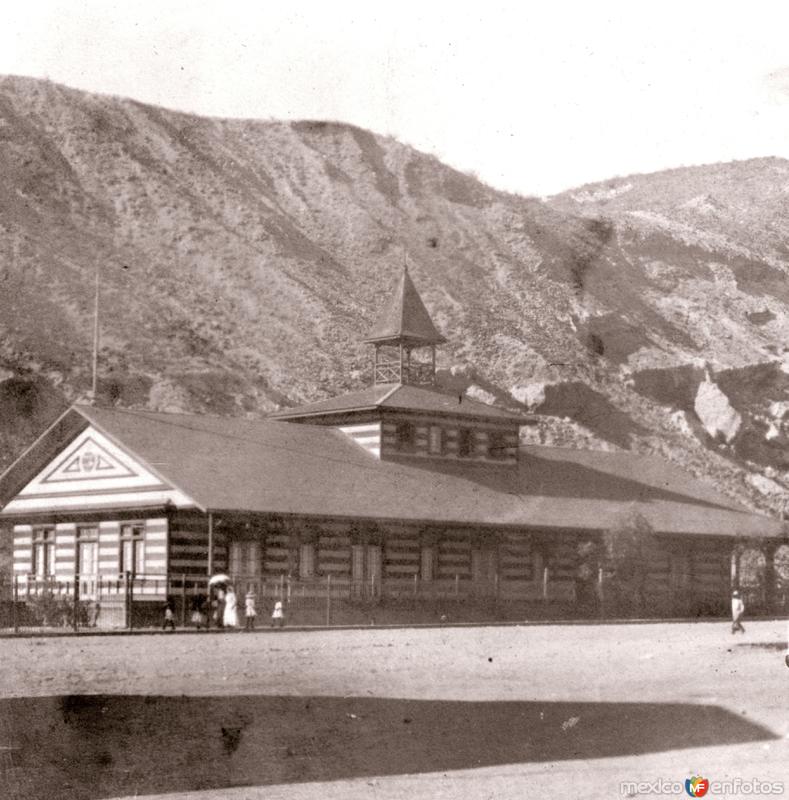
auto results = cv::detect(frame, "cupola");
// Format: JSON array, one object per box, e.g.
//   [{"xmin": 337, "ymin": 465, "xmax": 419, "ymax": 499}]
[{"xmin": 363, "ymin": 265, "xmax": 445, "ymax": 386}]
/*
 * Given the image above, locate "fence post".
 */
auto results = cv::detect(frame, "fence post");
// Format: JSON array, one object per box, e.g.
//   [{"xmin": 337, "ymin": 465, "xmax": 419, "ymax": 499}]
[
  {"xmin": 181, "ymin": 574, "xmax": 187, "ymax": 628},
  {"xmin": 455, "ymin": 574, "xmax": 459, "ymax": 597},
  {"xmin": 124, "ymin": 571, "xmax": 133, "ymax": 630},
  {"xmin": 13, "ymin": 574, "xmax": 19, "ymax": 634},
  {"xmin": 326, "ymin": 573, "xmax": 332, "ymax": 627},
  {"xmin": 542, "ymin": 566, "xmax": 549, "ymax": 603},
  {"xmin": 598, "ymin": 566, "xmax": 605, "ymax": 619},
  {"xmin": 73, "ymin": 572, "xmax": 80, "ymax": 632},
  {"xmin": 206, "ymin": 578, "xmax": 211, "ymax": 631},
  {"xmin": 131, "ymin": 573, "xmax": 136, "ymax": 631}
]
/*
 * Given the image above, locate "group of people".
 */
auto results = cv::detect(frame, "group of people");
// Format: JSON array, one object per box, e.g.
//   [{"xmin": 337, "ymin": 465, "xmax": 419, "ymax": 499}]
[
  {"xmin": 171, "ymin": 585, "xmax": 285, "ymax": 631},
  {"xmin": 163, "ymin": 584, "xmax": 750, "ymax": 632}
]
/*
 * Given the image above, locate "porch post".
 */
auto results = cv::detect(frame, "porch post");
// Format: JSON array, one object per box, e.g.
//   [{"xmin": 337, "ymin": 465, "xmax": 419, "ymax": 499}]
[
  {"xmin": 763, "ymin": 543, "xmax": 777, "ymax": 615},
  {"xmin": 730, "ymin": 545, "xmax": 741, "ymax": 590},
  {"xmin": 207, "ymin": 512, "xmax": 214, "ymax": 576},
  {"xmin": 206, "ymin": 513, "xmax": 214, "ymax": 630}
]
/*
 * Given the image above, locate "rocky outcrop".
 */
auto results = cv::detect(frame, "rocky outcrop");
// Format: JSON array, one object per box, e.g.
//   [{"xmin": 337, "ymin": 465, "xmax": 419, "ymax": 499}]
[{"xmin": 694, "ymin": 373, "xmax": 742, "ymax": 442}]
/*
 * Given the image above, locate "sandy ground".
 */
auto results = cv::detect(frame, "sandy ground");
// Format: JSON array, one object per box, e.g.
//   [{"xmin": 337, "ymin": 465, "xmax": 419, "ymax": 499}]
[{"xmin": 0, "ymin": 620, "xmax": 787, "ymax": 799}]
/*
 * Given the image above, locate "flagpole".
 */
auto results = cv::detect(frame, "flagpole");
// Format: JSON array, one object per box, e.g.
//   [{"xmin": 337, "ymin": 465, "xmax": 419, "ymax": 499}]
[{"xmin": 91, "ymin": 266, "xmax": 99, "ymax": 404}]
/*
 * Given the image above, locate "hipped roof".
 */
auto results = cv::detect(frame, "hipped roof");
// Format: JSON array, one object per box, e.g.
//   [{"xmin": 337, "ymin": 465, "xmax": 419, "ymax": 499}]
[
  {"xmin": 363, "ymin": 267, "xmax": 446, "ymax": 346},
  {"xmin": 0, "ymin": 404, "xmax": 783, "ymax": 540},
  {"xmin": 270, "ymin": 383, "xmax": 531, "ymax": 423}
]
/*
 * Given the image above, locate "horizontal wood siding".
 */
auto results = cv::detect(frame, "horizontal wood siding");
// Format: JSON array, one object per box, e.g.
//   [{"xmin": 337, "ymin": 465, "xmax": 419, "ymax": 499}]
[
  {"xmin": 437, "ymin": 532, "xmax": 471, "ymax": 579},
  {"xmin": 380, "ymin": 416, "xmax": 519, "ymax": 464},
  {"xmin": 12, "ymin": 525, "xmax": 32, "ymax": 574},
  {"xmin": 264, "ymin": 531, "xmax": 293, "ymax": 574},
  {"xmin": 317, "ymin": 532, "xmax": 351, "ymax": 576},
  {"xmin": 644, "ymin": 543, "xmax": 672, "ymax": 606},
  {"xmin": 500, "ymin": 533, "xmax": 534, "ymax": 582},
  {"xmin": 338, "ymin": 423, "xmax": 381, "ymax": 458},
  {"xmin": 547, "ymin": 540, "xmax": 578, "ymax": 581},
  {"xmin": 169, "ymin": 516, "xmax": 226, "ymax": 576},
  {"xmin": 691, "ymin": 546, "xmax": 728, "ymax": 597},
  {"xmin": 54, "ymin": 524, "xmax": 76, "ymax": 577},
  {"xmin": 384, "ymin": 533, "xmax": 420, "ymax": 578},
  {"xmin": 98, "ymin": 521, "xmax": 120, "ymax": 574},
  {"xmin": 143, "ymin": 518, "xmax": 168, "ymax": 574}
]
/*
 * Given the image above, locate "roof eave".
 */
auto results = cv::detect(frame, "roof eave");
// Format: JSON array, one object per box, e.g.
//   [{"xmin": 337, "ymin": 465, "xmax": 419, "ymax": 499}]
[
  {"xmin": 362, "ymin": 333, "xmax": 447, "ymax": 346},
  {"xmin": 269, "ymin": 404, "xmax": 382, "ymax": 420},
  {"xmin": 382, "ymin": 405, "xmax": 535, "ymax": 425}
]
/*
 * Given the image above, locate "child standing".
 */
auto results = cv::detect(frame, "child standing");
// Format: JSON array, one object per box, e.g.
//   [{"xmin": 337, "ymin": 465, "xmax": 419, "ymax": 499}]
[
  {"xmin": 191, "ymin": 596, "xmax": 206, "ymax": 630},
  {"xmin": 163, "ymin": 601, "xmax": 176, "ymax": 631},
  {"xmin": 244, "ymin": 590, "xmax": 257, "ymax": 632},
  {"xmin": 271, "ymin": 600, "xmax": 284, "ymax": 628}
]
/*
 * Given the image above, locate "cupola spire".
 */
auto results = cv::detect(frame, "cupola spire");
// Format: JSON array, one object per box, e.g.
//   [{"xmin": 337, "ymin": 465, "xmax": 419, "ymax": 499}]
[{"xmin": 364, "ymin": 264, "xmax": 445, "ymax": 385}]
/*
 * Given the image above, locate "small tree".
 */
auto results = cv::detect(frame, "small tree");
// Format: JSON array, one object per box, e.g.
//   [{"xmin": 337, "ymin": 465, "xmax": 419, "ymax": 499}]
[
  {"xmin": 776, "ymin": 545, "xmax": 789, "ymax": 584},
  {"xmin": 602, "ymin": 508, "xmax": 657, "ymax": 617}
]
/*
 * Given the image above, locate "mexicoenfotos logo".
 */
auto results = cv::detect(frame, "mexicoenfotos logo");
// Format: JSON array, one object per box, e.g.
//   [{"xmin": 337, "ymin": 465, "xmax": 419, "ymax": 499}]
[
  {"xmin": 620, "ymin": 776, "xmax": 785, "ymax": 796},
  {"xmin": 685, "ymin": 776, "xmax": 709, "ymax": 797}
]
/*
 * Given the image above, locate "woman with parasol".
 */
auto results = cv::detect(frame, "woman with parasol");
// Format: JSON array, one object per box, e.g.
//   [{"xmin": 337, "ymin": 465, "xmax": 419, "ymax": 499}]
[{"xmin": 209, "ymin": 574, "xmax": 231, "ymax": 629}]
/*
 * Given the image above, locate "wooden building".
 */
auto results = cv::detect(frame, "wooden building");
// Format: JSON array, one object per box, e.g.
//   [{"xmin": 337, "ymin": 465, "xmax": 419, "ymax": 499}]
[{"xmin": 0, "ymin": 268, "xmax": 785, "ymax": 624}]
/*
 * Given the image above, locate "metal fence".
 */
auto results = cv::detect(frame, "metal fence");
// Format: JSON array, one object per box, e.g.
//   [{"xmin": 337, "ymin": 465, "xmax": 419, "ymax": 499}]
[
  {"xmin": 3, "ymin": 570, "xmax": 782, "ymax": 633},
  {"xmin": 0, "ymin": 573, "xmax": 167, "ymax": 632},
  {"xmin": 0, "ymin": 569, "xmax": 580, "ymax": 632}
]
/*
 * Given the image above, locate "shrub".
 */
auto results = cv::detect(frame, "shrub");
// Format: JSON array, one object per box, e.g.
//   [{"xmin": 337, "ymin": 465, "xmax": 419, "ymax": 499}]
[{"xmin": 602, "ymin": 508, "xmax": 657, "ymax": 617}]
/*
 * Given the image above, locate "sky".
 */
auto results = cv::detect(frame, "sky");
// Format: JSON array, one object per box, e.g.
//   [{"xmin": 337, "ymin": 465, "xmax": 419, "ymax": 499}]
[{"xmin": 2, "ymin": 1, "xmax": 789, "ymax": 196}]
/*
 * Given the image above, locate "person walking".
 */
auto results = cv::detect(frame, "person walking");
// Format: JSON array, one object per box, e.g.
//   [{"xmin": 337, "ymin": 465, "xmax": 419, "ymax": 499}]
[
  {"xmin": 271, "ymin": 600, "xmax": 284, "ymax": 628},
  {"xmin": 731, "ymin": 589, "xmax": 745, "ymax": 634},
  {"xmin": 244, "ymin": 589, "xmax": 257, "ymax": 632},
  {"xmin": 223, "ymin": 585, "xmax": 239, "ymax": 629}
]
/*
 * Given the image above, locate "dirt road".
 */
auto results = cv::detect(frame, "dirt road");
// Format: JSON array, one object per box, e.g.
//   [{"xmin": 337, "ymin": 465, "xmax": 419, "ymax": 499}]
[{"xmin": 0, "ymin": 620, "xmax": 786, "ymax": 799}]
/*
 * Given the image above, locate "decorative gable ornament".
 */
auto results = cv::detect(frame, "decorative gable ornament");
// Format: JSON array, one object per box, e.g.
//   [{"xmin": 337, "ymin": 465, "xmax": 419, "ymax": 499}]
[{"xmin": 43, "ymin": 436, "xmax": 136, "ymax": 483}]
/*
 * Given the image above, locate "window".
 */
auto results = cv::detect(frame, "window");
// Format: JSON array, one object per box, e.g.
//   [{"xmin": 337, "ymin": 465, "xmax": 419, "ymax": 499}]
[
  {"xmin": 120, "ymin": 523, "xmax": 145, "ymax": 576},
  {"xmin": 77, "ymin": 526, "xmax": 99, "ymax": 577},
  {"xmin": 458, "ymin": 428, "xmax": 474, "ymax": 458},
  {"xmin": 32, "ymin": 528, "xmax": 55, "ymax": 578},
  {"xmin": 395, "ymin": 421, "xmax": 416, "ymax": 452},
  {"xmin": 299, "ymin": 543, "xmax": 315, "ymax": 579},
  {"xmin": 428, "ymin": 426, "xmax": 443, "ymax": 455},
  {"xmin": 229, "ymin": 541, "xmax": 261, "ymax": 579},
  {"xmin": 488, "ymin": 431, "xmax": 506, "ymax": 460}
]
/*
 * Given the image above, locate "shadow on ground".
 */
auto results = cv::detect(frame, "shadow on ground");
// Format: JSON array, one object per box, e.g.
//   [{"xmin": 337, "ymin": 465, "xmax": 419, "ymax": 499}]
[{"xmin": 0, "ymin": 695, "xmax": 777, "ymax": 799}]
